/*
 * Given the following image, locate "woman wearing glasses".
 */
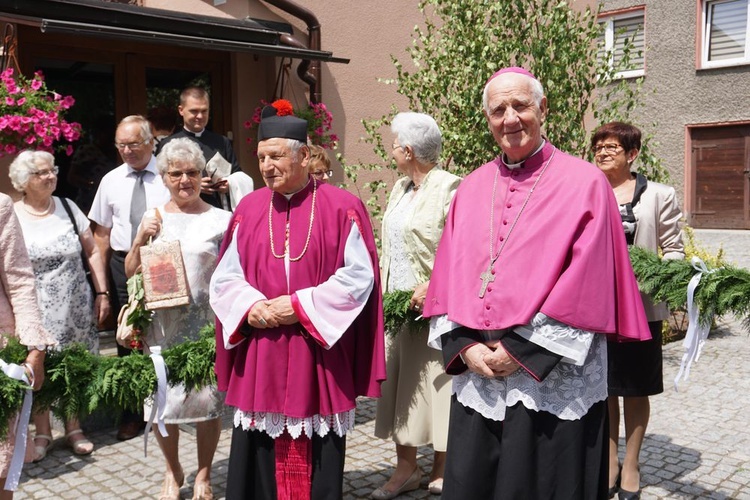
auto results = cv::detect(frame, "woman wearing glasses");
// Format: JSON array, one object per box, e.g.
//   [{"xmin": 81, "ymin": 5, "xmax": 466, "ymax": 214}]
[
  {"xmin": 591, "ymin": 122, "xmax": 684, "ymax": 500},
  {"xmin": 372, "ymin": 112, "xmax": 460, "ymax": 498},
  {"xmin": 125, "ymin": 137, "xmax": 230, "ymax": 500},
  {"xmin": 308, "ymin": 144, "xmax": 333, "ymax": 183},
  {"xmin": 9, "ymin": 150, "xmax": 110, "ymax": 461}
]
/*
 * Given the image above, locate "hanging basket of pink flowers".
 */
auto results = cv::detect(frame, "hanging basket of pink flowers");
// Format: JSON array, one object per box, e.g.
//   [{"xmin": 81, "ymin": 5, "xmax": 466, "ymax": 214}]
[
  {"xmin": 244, "ymin": 99, "xmax": 338, "ymax": 150},
  {"xmin": 0, "ymin": 68, "xmax": 81, "ymax": 157}
]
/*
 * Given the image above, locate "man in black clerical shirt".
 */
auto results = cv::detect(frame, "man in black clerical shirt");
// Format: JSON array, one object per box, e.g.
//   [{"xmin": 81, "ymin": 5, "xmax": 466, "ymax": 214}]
[{"xmin": 156, "ymin": 86, "xmax": 241, "ymax": 209}]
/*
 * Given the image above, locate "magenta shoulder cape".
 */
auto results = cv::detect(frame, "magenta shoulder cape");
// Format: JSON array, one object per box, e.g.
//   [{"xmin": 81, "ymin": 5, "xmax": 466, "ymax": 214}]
[
  {"xmin": 214, "ymin": 180, "xmax": 386, "ymax": 417},
  {"xmin": 424, "ymin": 142, "xmax": 650, "ymax": 342}
]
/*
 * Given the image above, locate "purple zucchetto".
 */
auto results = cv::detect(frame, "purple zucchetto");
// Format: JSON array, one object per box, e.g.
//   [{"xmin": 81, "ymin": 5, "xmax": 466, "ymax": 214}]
[
  {"xmin": 486, "ymin": 66, "xmax": 538, "ymax": 85},
  {"xmin": 257, "ymin": 99, "xmax": 308, "ymax": 143}
]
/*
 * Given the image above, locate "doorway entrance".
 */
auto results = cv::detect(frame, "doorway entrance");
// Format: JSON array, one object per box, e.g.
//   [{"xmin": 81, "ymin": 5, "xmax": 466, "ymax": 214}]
[
  {"xmin": 15, "ymin": 25, "xmax": 230, "ymax": 208},
  {"xmin": 690, "ymin": 124, "xmax": 750, "ymax": 229}
]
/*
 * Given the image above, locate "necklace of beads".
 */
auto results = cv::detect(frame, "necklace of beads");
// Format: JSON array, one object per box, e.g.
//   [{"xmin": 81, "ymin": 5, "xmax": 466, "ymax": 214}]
[
  {"xmin": 22, "ymin": 197, "xmax": 54, "ymax": 217},
  {"xmin": 268, "ymin": 180, "xmax": 318, "ymax": 261}
]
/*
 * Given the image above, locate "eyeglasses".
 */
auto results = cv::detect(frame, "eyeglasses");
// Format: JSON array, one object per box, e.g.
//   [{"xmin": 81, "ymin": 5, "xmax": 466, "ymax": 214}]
[
  {"xmin": 165, "ymin": 170, "xmax": 202, "ymax": 180},
  {"xmin": 392, "ymin": 143, "xmax": 404, "ymax": 151},
  {"xmin": 31, "ymin": 166, "xmax": 59, "ymax": 178},
  {"xmin": 592, "ymin": 143, "xmax": 623, "ymax": 155},
  {"xmin": 311, "ymin": 169, "xmax": 333, "ymax": 179},
  {"xmin": 115, "ymin": 140, "xmax": 147, "ymax": 150}
]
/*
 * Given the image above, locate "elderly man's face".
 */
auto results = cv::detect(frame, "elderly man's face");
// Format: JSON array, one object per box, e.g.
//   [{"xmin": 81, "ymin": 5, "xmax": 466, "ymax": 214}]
[
  {"xmin": 179, "ymin": 96, "xmax": 210, "ymax": 133},
  {"xmin": 484, "ymin": 73, "xmax": 547, "ymax": 163},
  {"xmin": 257, "ymin": 138, "xmax": 310, "ymax": 194},
  {"xmin": 115, "ymin": 122, "xmax": 154, "ymax": 170}
]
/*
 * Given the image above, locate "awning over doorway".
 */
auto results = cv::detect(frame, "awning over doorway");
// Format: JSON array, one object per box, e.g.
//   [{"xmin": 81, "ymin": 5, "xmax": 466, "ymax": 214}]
[{"xmin": 0, "ymin": 0, "xmax": 349, "ymax": 63}]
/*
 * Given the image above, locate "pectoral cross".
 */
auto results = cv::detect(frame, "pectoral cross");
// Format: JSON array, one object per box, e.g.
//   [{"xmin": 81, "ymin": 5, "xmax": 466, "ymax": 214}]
[{"xmin": 479, "ymin": 264, "xmax": 495, "ymax": 298}]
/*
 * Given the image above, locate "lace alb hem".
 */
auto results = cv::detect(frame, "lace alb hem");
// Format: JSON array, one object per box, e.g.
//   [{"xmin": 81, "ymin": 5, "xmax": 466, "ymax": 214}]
[
  {"xmin": 233, "ymin": 409, "xmax": 356, "ymax": 439},
  {"xmin": 454, "ymin": 334, "xmax": 607, "ymax": 421}
]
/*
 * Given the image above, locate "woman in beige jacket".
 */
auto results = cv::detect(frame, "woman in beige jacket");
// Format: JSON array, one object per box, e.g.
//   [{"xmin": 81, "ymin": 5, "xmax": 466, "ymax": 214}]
[
  {"xmin": 592, "ymin": 122, "xmax": 684, "ymax": 500},
  {"xmin": 372, "ymin": 112, "xmax": 461, "ymax": 499}
]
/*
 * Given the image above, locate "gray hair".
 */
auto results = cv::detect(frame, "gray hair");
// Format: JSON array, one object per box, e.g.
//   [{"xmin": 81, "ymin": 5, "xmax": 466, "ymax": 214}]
[
  {"xmin": 390, "ymin": 112, "xmax": 442, "ymax": 165},
  {"xmin": 286, "ymin": 139, "xmax": 307, "ymax": 163},
  {"xmin": 118, "ymin": 114, "xmax": 154, "ymax": 143},
  {"xmin": 8, "ymin": 150, "xmax": 55, "ymax": 192},
  {"xmin": 482, "ymin": 73, "xmax": 545, "ymax": 113},
  {"xmin": 156, "ymin": 137, "xmax": 206, "ymax": 174}
]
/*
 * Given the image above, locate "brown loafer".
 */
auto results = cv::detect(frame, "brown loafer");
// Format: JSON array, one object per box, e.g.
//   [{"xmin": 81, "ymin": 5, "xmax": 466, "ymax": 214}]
[{"xmin": 116, "ymin": 421, "xmax": 143, "ymax": 441}]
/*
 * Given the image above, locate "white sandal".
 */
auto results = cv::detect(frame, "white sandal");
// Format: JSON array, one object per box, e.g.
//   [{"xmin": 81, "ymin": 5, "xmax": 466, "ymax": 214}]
[
  {"xmin": 65, "ymin": 429, "xmax": 94, "ymax": 456},
  {"xmin": 32, "ymin": 434, "xmax": 53, "ymax": 462}
]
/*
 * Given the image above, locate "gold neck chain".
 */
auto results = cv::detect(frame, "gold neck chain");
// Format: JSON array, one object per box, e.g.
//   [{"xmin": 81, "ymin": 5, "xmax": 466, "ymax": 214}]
[{"xmin": 268, "ymin": 180, "xmax": 318, "ymax": 262}]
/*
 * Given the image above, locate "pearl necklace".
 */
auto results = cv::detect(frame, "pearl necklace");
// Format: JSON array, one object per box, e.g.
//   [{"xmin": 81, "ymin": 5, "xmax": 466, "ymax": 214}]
[
  {"xmin": 22, "ymin": 197, "xmax": 54, "ymax": 217},
  {"xmin": 268, "ymin": 180, "xmax": 318, "ymax": 262}
]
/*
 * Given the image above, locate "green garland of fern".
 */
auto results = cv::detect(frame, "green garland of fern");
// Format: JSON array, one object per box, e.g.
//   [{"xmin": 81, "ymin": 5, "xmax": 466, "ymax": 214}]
[
  {"xmin": 1, "ymin": 249, "xmax": 747, "ymax": 431},
  {"xmin": 0, "ymin": 326, "xmax": 217, "ymax": 431},
  {"xmin": 629, "ymin": 246, "xmax": 750, "ymax": 326},
  {"xmin": 382, "ymin": 290, "xmax": 429, "ymax": 336}
]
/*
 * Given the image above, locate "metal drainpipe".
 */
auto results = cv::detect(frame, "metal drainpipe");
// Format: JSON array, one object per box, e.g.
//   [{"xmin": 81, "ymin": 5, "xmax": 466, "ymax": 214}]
[{"xmin": 261, "ymin": 0, "xmax": 322, "ymax": 103}]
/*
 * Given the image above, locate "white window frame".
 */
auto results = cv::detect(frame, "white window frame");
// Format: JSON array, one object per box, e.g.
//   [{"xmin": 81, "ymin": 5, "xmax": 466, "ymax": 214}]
[
  {"xmin": 702, "ymin": 0, "xmax": 750, "ymax": 68},
  {"xmin": 599, "ymin": 10, "xmax": 646, "ymax": 79}
]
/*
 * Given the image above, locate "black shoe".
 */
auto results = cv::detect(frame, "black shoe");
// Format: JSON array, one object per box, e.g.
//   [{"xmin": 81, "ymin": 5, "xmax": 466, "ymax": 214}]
[
  {"xmin": 608, "ymin": 466, "xmax": 621, "ymax": 499},
  {"xmin": 618, "ymin": 488, "xmax": 640, "ymax": 500}
]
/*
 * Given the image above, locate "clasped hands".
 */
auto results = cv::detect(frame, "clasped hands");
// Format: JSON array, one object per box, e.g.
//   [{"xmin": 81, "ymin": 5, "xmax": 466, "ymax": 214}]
[
  {"xmin": 247, "ymin": 296, "xmax": 298, "ymax": 329},
  {"xmin": 462, "ymin": 340, "xmax": 521, "ymax": 379}
]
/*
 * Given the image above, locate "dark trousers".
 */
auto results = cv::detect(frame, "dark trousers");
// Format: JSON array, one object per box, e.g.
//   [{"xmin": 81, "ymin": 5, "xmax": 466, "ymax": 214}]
[
  {"xmin": 226, "ymin": 427, "xmax": 346, "ymax": 500},
  {"xmin": 110, "ymin": 252, "xmax": 143, "ymax": 424}
]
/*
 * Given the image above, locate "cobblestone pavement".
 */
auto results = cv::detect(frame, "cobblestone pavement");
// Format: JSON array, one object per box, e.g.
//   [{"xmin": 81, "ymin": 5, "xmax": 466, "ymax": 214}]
[{"xmin": 15, "ymin": 315, "xmax": 750, "ymax": 499}]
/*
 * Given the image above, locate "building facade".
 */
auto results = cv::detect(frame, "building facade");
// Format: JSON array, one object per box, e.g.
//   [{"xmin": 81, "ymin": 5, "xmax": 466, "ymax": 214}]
[{"xmin": 596, "ymin": 0, "xmax": 750, "ymax": 230}]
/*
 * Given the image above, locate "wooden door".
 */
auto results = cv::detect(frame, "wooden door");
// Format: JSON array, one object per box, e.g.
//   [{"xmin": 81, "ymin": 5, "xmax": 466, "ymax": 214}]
[{"xmin": 690, "ymin": 125, "xmax": 750, "ymax": 229}]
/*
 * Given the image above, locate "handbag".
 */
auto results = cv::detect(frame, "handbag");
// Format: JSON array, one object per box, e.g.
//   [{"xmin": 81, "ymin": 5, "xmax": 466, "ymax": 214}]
[
  {"xmin": 139, "ymin": 208, "xmax": 190, "ymax": 310},
  {"xmin": 59, "ymin": 197, "xmax": 95, "ymax": 295}
]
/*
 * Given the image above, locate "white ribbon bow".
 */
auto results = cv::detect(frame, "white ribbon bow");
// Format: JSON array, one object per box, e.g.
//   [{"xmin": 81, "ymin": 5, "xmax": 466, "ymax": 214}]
[
  {"xmin": 0, "ymin": 359, "xmax": 32, "ymax": 491},
  {"xmin": 143, "ymin": 346, "xmax": 169, "ymax": 456},
  {"xmin": 674, "ymin": 257, "xmax": 717, "ymax": 391}
]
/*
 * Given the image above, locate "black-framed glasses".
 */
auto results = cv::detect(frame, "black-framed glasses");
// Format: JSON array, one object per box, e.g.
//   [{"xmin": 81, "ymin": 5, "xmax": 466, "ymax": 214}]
[
  {"xmin": 32, "ymin": 166, "xmax": 59, "ymax": 177},
  {"xmin": 115, "ymin": 140, "xmax": 147, "ymax": 150},
  {"xmin": 592, "ymin": 143, "xmax": 623, "ymax": 155},
  {"xmin": 165, "ymin": 170, "xmax": 202, "ymax": 180},
  {"xmin": 311, "ymin": 169, "xmax": 333, "ymax": 179}
]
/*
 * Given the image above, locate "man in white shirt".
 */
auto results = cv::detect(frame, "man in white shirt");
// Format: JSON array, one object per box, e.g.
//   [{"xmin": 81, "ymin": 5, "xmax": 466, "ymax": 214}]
[{"xmin": 89, "ymin": 114, "xmax": 170, "ymax": 440}]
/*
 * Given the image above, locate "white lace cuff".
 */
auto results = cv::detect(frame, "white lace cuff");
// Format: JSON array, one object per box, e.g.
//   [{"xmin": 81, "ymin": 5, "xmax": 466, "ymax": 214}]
[{"xmin": 513, "ymin": 313, "xmax": 593, "ymax": 366}]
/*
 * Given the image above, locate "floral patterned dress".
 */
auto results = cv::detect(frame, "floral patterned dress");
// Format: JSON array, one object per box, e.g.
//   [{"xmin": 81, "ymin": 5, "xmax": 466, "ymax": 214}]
[{"xmin": 14, "ymin": 196, "xmax": 97, "ymax": 352}]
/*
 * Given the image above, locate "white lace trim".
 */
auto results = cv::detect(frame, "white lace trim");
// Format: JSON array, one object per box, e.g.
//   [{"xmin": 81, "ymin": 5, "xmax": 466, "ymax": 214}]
[
  {"xmin": 514, "ymin": 313, "xmax": 594, "ymax": 366},
  {"xmin": 454, "ymin": 333, "xmax": 607, "ymax": 422},
  {"xmin": 233, "ymin": 409, "xmax": 356, "ymax": 439}
]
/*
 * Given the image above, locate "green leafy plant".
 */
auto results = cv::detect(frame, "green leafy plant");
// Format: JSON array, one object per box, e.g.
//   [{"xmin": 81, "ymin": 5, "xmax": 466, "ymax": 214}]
[
  {"xmin": 0, "ymin": 336, "xmax": 31, "ymax": 436},
  {"xmin": 162, "ymin": 324, "xmax": 216, "ymax": 391},
  {"xmin": 125, "ymin": 273, "xmax": 152, "ymax": 349},
  {"xmin": 383, "ymin": 290, "xmax": 429, "ymax": 336},
  {"xmin": 342, "ymin": 0, "xmax": 668, "ymax": 219}
]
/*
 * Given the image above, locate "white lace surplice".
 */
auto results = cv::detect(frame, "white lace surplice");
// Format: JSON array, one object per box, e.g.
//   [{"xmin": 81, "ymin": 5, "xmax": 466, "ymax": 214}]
[{"xmin": 450, "ymin": 313, "xmax": 607, "ymax": 422}]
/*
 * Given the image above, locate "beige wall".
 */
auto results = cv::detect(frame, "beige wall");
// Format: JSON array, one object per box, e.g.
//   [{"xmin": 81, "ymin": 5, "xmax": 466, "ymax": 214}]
[{"xmin": 149, "ymin": 0, "xmax": 417, "ymax": 198}]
